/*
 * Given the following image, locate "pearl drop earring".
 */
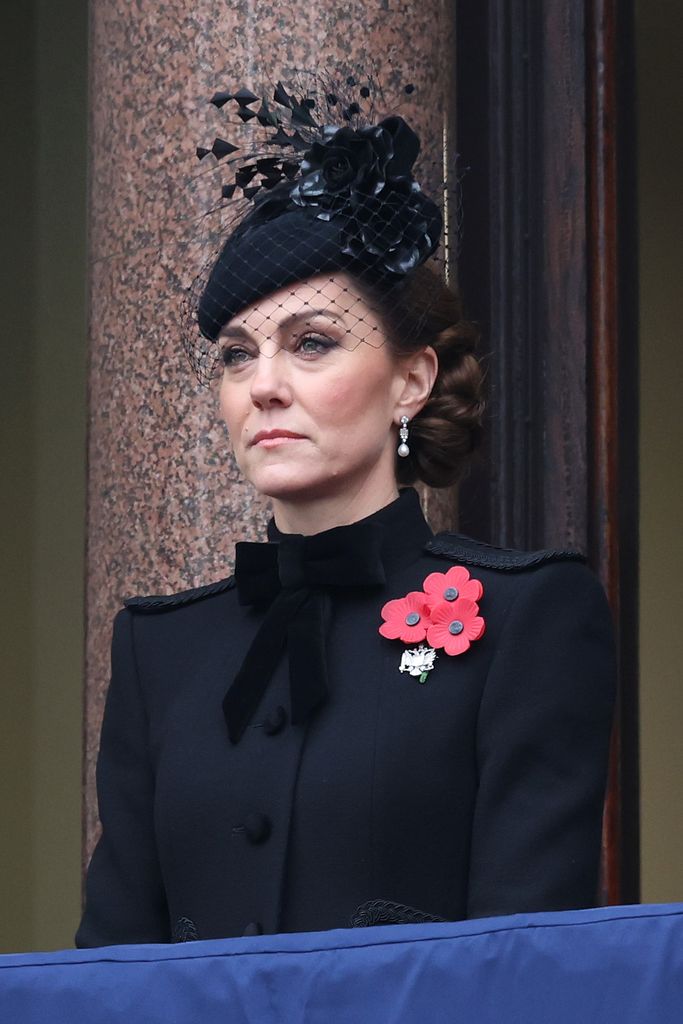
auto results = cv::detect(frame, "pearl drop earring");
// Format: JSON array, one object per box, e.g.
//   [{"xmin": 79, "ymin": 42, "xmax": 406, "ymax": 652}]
[{"xmin": 397, "ymin": 415, "xmax": 410, "ymax": 458}]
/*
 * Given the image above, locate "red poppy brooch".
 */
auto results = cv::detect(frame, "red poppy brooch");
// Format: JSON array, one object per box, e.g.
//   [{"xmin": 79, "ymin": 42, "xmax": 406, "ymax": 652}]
[{"xmin": 379, "ymin": 566, "xmax": 486, "ymax": 682}]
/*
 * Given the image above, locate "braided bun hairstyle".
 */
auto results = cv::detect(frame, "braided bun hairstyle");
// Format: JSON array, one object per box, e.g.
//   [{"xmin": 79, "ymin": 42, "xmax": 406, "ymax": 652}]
[{"xmin": 356, "ymin": 264, "xmax": 485, "ymax": 488}]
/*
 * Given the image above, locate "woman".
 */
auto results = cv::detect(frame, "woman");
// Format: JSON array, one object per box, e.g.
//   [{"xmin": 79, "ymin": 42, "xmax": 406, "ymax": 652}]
[{"xmin": 76, "ymin": 82, "xmax": 615, "ymax": 946}]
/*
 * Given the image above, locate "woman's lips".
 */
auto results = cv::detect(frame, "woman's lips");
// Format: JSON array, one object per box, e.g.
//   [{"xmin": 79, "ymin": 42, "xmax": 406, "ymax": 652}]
[
  {"xmin": 250, "ymin": 430, "xmax": 307, "ymax": 448},
  {"xmin": 254, "ymin": 436, "xmax": 305, "ymax": 449}
]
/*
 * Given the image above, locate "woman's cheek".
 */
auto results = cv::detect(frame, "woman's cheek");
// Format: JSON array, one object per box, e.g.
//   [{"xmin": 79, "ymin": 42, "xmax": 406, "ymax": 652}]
[
  {"xmin": 219, "ymin": 385, "xmax": 248, "ymax": 440},
  {"xmin": 316, "ymin": 376, "xmax": 366, "ymax": 422}
]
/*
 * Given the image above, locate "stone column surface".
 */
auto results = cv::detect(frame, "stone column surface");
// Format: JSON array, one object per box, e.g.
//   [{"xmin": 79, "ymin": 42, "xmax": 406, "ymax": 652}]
[{"xmin": 85, "ymin": 0, "xmax": 456, "ymax": 863}]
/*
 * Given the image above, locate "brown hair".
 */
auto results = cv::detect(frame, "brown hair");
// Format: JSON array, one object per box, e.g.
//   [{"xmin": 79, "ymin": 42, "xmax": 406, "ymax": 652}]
[{"xmin": 355, "ymin": 264, "xmax": 486, "ymax": 488}]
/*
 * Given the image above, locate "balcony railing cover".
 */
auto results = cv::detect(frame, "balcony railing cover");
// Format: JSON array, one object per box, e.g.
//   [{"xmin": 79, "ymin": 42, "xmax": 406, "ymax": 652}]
[{"xmin": 1, "ymin": 903, "xmax": 681, "ymax": 1023}]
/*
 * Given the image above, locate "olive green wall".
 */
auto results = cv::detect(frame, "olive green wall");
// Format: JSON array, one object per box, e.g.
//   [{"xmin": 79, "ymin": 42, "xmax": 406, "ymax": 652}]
[
  {"xmin": 637, "ymin": 0, "xmax": 683, "ymax": 903},
  {"xmin": 0, "ymin": 0, "xmax": 87, "ymax": 953},
  {"xmin": 1, "ymin": 2, "xmax": 35, "ymax": 954}
]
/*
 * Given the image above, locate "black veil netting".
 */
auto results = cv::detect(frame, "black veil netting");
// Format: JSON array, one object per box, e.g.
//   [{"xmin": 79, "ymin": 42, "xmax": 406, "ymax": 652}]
[{"xmin": 160, "ymin": 69, "xmax": 464, "ymax": 386}]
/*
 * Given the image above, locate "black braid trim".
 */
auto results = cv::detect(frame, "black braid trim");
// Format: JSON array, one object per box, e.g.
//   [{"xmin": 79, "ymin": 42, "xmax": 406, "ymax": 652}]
[
  {"xmin": 171, "ymin": 916, "xmax": 200, "ymax": 943},
  {"xmin": 124, "ymin": 575, "xmax": 235, "ymax": 611},
  {"xmin": 424, "ymin": 533, "xmax": 586, "ymax": 571},
  {"xmin": 350, "ymin": 899, "xmax": 447, "ymax": 927}
]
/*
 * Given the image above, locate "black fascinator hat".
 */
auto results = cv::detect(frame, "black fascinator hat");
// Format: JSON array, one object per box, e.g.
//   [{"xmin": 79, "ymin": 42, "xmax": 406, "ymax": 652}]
[{"xmin": 184, "ymin": 73, "xmax": 448, "ymax": 384}]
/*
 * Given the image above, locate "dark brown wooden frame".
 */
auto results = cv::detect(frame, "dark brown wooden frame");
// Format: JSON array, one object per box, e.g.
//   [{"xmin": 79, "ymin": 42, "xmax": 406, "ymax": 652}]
[{"xmin": 454, "ymin": 0, "xmax": 639, "ymax": 902}]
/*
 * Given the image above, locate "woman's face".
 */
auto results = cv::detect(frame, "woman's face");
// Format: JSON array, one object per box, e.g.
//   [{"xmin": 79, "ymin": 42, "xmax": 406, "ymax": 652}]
[{"xmin": 217, "ymin": 273, "xmax": 423, "ymax": 508}]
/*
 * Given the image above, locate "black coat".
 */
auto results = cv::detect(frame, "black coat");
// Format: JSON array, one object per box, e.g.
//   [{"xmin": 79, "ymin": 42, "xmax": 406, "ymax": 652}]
[{"xmin": 76, "ymin": 489, "xmax": 616, "ymax": 947}]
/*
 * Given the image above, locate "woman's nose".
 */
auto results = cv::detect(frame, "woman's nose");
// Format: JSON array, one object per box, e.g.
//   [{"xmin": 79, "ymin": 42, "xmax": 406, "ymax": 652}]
[{"xmin": 249, "ymin": 348, "xmax": 292, "ymax": 408}]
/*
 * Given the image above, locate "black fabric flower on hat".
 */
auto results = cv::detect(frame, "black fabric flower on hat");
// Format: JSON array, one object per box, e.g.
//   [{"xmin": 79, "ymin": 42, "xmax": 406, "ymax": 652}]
[
  {"xmin": 289, "ymin": 115, "xmax": 440, "ymax": 273},
  {"xmin": 343, "ymin": 182, "xmax": 442, "ymax": 275},
  {"xmin": 296, "ymin": 116, "xmax": 420, "ymax": 199},
  {"xmin": 296, "ymin": 126, "xmax": 383, "ymax": 203},
  {"xmin": 290, "ymin": 119, "xmax": 394, "ymax": 207},
  {"xmin": 291, "ymin": 118, "xmax": 397, "ymax": 206}
]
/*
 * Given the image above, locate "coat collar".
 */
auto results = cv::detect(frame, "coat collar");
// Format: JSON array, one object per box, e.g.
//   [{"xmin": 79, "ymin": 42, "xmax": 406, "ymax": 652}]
[{"xmin": 266, "ymin": 487, "xmax": 433, "ymax": 579}]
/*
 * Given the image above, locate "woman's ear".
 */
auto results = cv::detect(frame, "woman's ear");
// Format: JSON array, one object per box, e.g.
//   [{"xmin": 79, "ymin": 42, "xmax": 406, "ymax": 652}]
[{"xmin": 395, "ymin": 346, "xmax": 438, "ymax": 420}]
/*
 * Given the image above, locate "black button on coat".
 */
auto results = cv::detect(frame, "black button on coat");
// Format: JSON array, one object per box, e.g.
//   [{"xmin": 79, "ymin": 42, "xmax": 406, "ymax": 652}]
[{"xmin": 75, "ymin": 489, "xmax": 616, "ymax": 947}]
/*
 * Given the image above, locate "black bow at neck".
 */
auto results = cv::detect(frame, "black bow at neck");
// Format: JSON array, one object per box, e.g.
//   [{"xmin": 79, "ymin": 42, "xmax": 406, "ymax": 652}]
[{"xmin": 222, "ymin": 489, "xmax": 432, "ymax": 743}]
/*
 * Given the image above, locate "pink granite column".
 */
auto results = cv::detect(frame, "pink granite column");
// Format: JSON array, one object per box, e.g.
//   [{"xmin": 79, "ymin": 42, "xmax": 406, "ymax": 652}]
[{"xmin": 84, "ymin": 0, "xmax": 457, "ymax": 859}]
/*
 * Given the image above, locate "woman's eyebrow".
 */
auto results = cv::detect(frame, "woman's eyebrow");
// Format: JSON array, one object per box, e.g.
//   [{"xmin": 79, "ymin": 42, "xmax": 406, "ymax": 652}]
[
  {"xmin": 221, "ymin": 324, "xmax": 252, "ymax": 342},
  {"xmin": 221, "ymin": 306, "xmax": 348, "ymax": 342},
  {"xmin": 288, "ymin": 307, "xmax": 347, "ymax": 327}
]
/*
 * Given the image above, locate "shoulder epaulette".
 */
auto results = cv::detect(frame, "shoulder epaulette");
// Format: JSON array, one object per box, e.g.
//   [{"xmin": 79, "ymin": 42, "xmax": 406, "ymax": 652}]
[
  {"xmin": 124, "ymin": 575, "xmax": 235, "ymax": 611},
  {"xmin": 424, "ymin": 532, "xmax": 586, "ymax": 571}
]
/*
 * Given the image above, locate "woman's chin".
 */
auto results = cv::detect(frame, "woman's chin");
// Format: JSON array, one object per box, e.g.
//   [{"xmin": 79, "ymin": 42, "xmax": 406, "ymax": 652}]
[{"xmin": 246, "ymin": 464, "xmax": 342, "ymax": 503}]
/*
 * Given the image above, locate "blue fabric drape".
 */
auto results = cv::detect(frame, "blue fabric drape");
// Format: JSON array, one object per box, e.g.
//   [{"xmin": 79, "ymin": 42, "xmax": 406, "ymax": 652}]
[{"xmin": 2, "ymin": 904, "xmax": 682, "ymax": 1023}]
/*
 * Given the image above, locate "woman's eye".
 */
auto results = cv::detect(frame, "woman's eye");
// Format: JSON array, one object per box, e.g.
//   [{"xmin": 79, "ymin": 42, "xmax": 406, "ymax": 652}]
[
  {"xmin": 222, "ymin": 346, "xmax": 252, "ymax": 367},
  {"xmin": 297, "ymin": 334, "xmax": 337, "ymax": 356}
]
